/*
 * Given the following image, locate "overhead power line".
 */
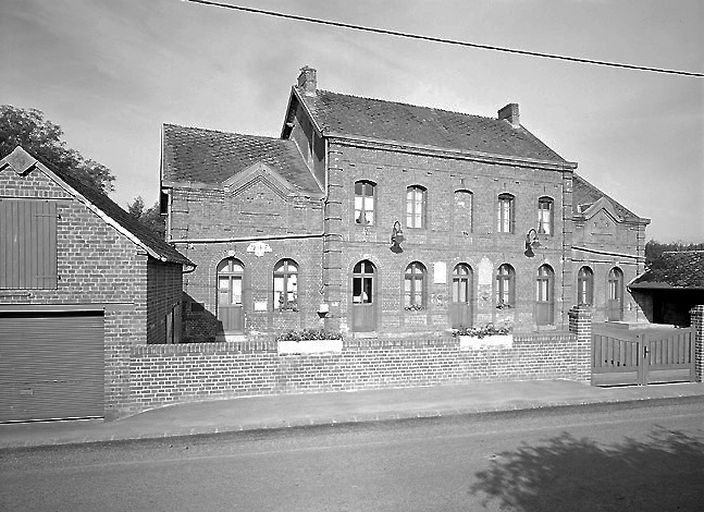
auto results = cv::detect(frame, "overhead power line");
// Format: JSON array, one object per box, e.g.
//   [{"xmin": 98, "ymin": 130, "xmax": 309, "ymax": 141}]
[{"xmin": 182, "ymin": 0, "xmax": 702, "ymax": 78}]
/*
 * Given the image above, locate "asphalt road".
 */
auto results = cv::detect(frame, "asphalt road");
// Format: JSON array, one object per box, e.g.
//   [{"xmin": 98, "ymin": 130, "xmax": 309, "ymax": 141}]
[{"xmin": 2, "ymin": 399, "xmax": 703, "ymax": 512}]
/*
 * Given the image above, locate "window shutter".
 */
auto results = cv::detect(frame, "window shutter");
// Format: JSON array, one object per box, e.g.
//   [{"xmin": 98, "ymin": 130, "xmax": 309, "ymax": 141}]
[{"xmin": 0, "ymin": 200, "xmax": 57, "ymax": 289}]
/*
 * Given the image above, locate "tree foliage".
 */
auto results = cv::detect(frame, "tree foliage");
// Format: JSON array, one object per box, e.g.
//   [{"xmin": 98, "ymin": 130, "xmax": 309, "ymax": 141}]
[
  {"xmin": 0, "ymin": 105, "xmax": 114, "ymax": 194},
  {"xmin": 645, "ymin": 240, "xmax": 704, "ymax": 265},
  {"xmin": 127, "ymin": 196, "xmax": 165, "ymax": 240}
]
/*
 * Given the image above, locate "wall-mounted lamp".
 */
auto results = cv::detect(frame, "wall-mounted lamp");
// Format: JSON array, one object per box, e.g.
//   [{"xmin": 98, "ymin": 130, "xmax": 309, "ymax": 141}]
[
  {"xmin": 390, "ymin": 220, "xmax": 404, "ymax": 253},
  {"xmin": 524, "ymin": 228, "xmax": 542, "ymax": 257}
]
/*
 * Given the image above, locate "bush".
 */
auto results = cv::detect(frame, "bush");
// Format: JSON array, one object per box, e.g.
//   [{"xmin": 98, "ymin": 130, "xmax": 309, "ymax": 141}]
[
  {"xmin": 453, "ymin": 323, "xmax": 512, "ymax": 339},
  {"xmin": 275, "ymin": 328, "xmax": 343, "ymax": 342}
]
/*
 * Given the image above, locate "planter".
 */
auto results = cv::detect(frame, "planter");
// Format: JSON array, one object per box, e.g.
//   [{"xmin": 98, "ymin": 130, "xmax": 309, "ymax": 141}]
[
  {"xmin": 277, "ymin": 339, "xmax": 343, "ymax": 355},
  {"xmin": 459, "ymin": 334, "xmax": 513, "ymax": 351}
]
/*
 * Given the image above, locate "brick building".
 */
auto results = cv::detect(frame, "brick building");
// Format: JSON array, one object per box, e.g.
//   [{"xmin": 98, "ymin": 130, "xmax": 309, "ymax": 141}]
[
  {"xmin": 162, "ymin": 67, "xmax": 649, "ymax": 343},
  {"xmin": 0, "ymin": 146, "xmax": 192, "ymax": 421}
]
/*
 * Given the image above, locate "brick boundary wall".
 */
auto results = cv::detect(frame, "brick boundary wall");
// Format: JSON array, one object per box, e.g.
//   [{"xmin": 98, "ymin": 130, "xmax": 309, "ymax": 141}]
[
  {"xmin": 691, "ymin": 305, "xmax": 704, "ymax": 383},
  {"xmin": 119, "ymin": 331, "xmax": 586, "ymax": 417}
]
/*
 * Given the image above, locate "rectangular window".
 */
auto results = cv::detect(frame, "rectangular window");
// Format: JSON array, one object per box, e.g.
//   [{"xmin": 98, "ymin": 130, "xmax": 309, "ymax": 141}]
[
  {"xmin": 354, "ymin": 181, "xmax": 375, "ymax": 225},
  {"xmin": 406, "ymin": 186, "xmax": 426, "ymax": 229},
  {"xmin": 0, "ymin": 199, "xmax": 57, "ymax": 289},
  {"xmin": 497, "ymin": 195, "xmax": 514, "ymax": 233},
  {"xmin": 538, "ymin": 198, "xmax": 553, "ymax": 235}
]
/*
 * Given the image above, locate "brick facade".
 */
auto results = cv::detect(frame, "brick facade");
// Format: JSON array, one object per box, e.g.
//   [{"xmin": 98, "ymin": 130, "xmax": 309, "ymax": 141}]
[
  {"xmin": 163, "ymin": 68, "xmax": 649, "ymax": 342},
  {"xmin": 1, "ymin": 149, "xmax": 187, "ymax": 419}
]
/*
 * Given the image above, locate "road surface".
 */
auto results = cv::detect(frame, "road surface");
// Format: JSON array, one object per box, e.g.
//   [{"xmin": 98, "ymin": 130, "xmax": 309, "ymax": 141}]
[{"xmin": 2, "ymin": 399, "xmax": 703, "ymax": 511}]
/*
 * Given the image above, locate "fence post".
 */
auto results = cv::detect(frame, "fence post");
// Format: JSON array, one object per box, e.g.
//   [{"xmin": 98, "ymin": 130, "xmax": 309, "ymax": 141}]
[
  {"xmin": 569, "ymin": 305, "xmax": 593, "ymax": 383},
  {"xmin": 690, "ymin": 305, "xmax": 704, "ymax": 383}
]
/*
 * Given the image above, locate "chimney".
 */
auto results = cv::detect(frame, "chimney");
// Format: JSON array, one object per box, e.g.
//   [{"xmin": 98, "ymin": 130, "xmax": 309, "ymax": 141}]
[
  {"xmin": 297, "ymin": 66, "xmax": 317, "ymax": 96},
  {"xmin": 498, "ymin": 103, "xmax": 520, "ymax": 128}
]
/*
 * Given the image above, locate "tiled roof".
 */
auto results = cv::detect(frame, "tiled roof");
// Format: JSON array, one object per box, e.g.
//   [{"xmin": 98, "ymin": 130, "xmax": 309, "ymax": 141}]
[
  {"xmin": 297, "ymin": 89, "xmax": 566, "ymax": 162},
  {"xmin": 162, "ymin": 124, "xmax": 322, "ymax": 194},
  {"xmin": 630, "ymin": 251, "xmax": 704, "ymax": 289},
  {"xmin": 1, "ymin": 147, "xmax": 192, "ymax": 266},
  {"xmin": 572, "ymin": 173, "xmax": 644, "ymax": 222}
]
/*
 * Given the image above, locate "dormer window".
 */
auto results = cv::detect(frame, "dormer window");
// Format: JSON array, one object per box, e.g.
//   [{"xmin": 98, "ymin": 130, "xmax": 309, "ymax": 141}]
[{"xmin": 354, "ymin": 181, "xmax": 375, "ymax": 225}]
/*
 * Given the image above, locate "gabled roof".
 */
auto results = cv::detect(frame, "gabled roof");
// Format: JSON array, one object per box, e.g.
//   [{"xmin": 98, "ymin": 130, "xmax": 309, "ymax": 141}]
[
  {"xmin": 292, "ymin": 88, "xmax": 568, "ymax": 163},
  {"xmin": 572, "ymin": 173, "xmax": 648, "ymax": 224},
  {"xmin": 630, "ymin": 251, "xmax": 704, "ymax": 290},
  {"xmin": 0, "ymin": 146, "xmax": 193, "ymax": 267},
  {"xmin": 162, "ymin": 124, "xmax": 322, "ymax": 195}
]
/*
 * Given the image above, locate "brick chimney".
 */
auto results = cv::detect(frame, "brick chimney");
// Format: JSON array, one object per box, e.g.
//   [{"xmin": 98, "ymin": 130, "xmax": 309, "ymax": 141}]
[
  {"xmin": 297, "ymin": 66, "xmax": 317, "ymax": 97},
  {"xmin": 498, "ymin": 103, "xmax": 520, "ymax": 128}
]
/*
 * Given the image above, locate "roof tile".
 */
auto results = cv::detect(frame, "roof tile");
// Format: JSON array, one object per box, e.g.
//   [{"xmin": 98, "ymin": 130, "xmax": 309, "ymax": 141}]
[
  {"xmin": 162, "ymin": 124, "xmax": 321, "ymax": 194},
  {"xmin": 299, "ymin": 89, "xmax": 566, "ymax": 162}
]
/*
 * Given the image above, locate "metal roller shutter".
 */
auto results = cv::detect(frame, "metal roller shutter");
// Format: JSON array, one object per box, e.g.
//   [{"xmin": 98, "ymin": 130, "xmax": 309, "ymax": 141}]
[{"xmin": 0, "ymin": 310, "xmax": 104, "ymax": 422}]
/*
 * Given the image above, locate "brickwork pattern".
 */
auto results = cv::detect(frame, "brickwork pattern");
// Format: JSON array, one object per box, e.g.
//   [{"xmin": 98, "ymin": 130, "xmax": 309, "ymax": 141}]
[
  {"xmin": 568, "ymin": 305, "xmax": 593, "ymax": 383},
  {"xmin": 123, "ymin": 332, "xmax": 581, "ymax": 415},
  {"xmin": 1, "ymin": 162, "xmax": 184, "ymax": 419},
  {"xmin": 324, "ymin": 143, "xmax": 573, "ymax": 334}
]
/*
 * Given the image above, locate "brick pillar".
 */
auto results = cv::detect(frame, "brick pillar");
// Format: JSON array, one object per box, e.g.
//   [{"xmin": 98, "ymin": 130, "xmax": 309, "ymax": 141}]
[
  {"xmin": 569, "ymin": 305, "xmax": 592, "ymax": 383},
  {"xmin": 690, "ymin": 305, "xmax": 704, "ymax": 383}
]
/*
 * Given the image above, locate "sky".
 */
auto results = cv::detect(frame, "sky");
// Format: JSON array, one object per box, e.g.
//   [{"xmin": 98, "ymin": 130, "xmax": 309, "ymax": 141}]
[{"xmin": 1, "ymin": 0, "xmax": 702, "ymax": 242}]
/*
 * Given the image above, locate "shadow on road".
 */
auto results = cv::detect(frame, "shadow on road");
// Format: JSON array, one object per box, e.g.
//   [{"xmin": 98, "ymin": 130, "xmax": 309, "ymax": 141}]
[{"xmin": 470, "ymin": 427, "xmax": 704, "ymax": 512}]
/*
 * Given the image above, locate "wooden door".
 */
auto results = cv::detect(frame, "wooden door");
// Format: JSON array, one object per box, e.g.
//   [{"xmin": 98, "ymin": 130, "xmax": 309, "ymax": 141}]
[
  {"xmin": 450, "ymin": 264, "xmax": 473, "ymax": 329},
  {"xmin": 535, "ymin": 265, "xmax": 554, "ymax": 326},
  {"xmin": 217, "ymin": 258, "xmax": 244, "ymax": 333},
  {"xmin": 607, "ymin": 268, "xmax": 623, "ymax": 321},
  {"xmin": 352, "ymin": 260, "xmax": 376, "ymax": 332}
]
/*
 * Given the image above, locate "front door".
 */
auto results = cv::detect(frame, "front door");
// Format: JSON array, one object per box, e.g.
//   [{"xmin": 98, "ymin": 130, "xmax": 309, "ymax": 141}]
[
  {"xmin": 607, "ymin": 268, "xmax": 623, "ymax": 321},
  {"xmin": 535, "ymin": 265, "xmax": 555, "ymax": 326},
  {"xmin": 217, "ymin": 258, "xmax": 244, "ymax": 333},
  {"xmin": 450, "ymin": 263, "xmax": 473, "ymax": 329},
  {"xmin": 352, "ymin": 260, "xmax": 376, "ymax": 332}
]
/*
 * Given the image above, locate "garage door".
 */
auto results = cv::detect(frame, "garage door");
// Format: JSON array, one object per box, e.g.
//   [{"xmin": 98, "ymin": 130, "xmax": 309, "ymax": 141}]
[{"xmin": 0, "ymin": 310, "xmax": 104, "ymax": 422}]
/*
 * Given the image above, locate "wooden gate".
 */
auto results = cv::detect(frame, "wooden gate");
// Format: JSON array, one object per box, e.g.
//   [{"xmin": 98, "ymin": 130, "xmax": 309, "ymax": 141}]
[{"xmin": 592, "ymin": 323, "xmax": 695, "ymax": 386}]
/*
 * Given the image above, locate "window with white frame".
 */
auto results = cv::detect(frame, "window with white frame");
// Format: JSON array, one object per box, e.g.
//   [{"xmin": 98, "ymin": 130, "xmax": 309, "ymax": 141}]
[
  {"xmin": 273, "ymin": 259, "xmax": 298, "ymax": 311},
  {"xmin": 496, "ymin": 264, "xmax": 515, "ymax": 308},
  {"xmin": 497, "ymin": 193, "xmax": 515, "ymax": 233},
  {"xmin": 538, "ymin": 197, "xmax": 554, "ymax": 235},
  {"xmin": 404, "ymin": 262, "xmax": 426, "ymax": 310},
  {"xmin": 354, "ymin": 180, "xmax": 375, "ymax": 225},
  {"xmin": 406, "ymin": 185, "xmax": 426, "ymax": 229}
]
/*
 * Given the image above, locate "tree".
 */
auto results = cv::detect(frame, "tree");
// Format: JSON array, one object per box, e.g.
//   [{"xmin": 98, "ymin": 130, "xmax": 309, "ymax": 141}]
[
  {"xmin": 645, "ymin": 240, "xmax": 704, "ymax": 265},
  {"xmin": 127, "ymin": 196, "xmax": 165, "ymax": 240},
  {"xmin": 0, "ymin": 105, "xmax": 114, "ymax": 194}
]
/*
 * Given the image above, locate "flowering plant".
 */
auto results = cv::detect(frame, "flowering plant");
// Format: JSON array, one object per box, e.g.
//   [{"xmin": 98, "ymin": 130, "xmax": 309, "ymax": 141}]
[
  {"xmin": 453, "ymin": 323, "xmax": 512, "ymax": 339},
  {"xmin": 276, "ymin": 328, "xmax": 343, "ymax": 342}
]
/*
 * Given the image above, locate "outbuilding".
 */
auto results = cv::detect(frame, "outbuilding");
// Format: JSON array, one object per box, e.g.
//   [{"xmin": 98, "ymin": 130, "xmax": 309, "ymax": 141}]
[{"xmin": 0, "ymin": 146, "xmax": 193, "ymax": 421}]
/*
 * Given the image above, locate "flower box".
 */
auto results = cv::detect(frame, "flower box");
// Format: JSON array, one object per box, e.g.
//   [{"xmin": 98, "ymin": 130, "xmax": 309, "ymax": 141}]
[
  {"xmin": 277, "ymin": 339, "xmax": 343, "ymax": 355},
  {"xmin": 459, "ymin": 334, "xmax": 513, "ymax": 351}
]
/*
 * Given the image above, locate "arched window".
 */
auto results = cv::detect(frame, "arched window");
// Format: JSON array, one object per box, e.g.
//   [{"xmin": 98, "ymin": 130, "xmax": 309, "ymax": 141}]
[
  {"xmin": 354, "ymin": 180, "xmax": 375, "ymax": 225},
  {"xmin": 404, "ymin": 262, "xmax": 426, "ymax": 310},
  {"xmin": 538, "ymin": 197, "xmax": 554, "ymax": 235},
  {"xmin": 607, "ymin": 267, "xmax": 624, "ymax": 321},
  {"xmin": 352, "ymin": 260, "xmax": 375, "ymax": 304},
  {"xmin": 536, "ymin": 264, "xmax": 555, "ymax": 325},
  {"xmin": 496, "ymin": 264, "xmax": 515, "ymax": 308},
  {"xmin": 406, "ymin": 185, "xmax": 427, "ymax": 228},
  {"xmin": 577, "ymin": 267, "xmax": 594, "ymax": 306},
  {"xmin": 273, "ymin": 259, "xmax": 298, "ymax": 311},
  {"xmin": 454, "ymin": 190, "xmax": 473, "ymax": 232},
  {"xmin": 497, "ymin": 193, "xmax": 515, "ymax": 233}
]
